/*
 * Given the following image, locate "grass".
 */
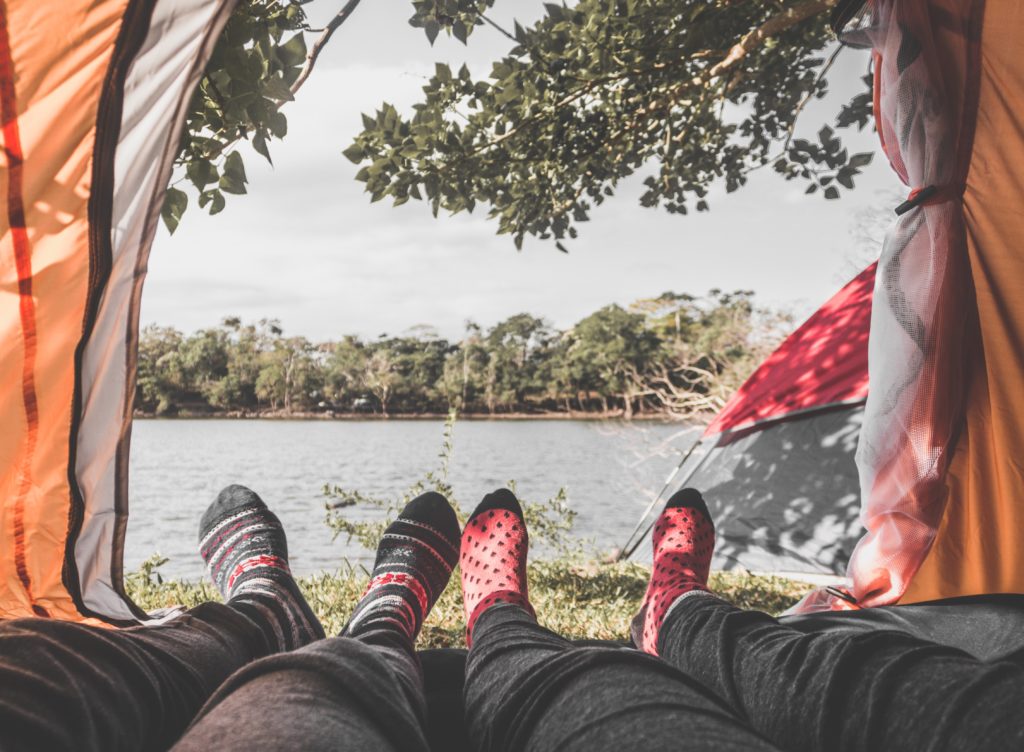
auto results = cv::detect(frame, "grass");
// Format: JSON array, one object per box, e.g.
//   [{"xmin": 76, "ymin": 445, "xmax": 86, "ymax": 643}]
[{"xmin": 126, "ymin": 557, "xmax": 808, "ymax": 649}]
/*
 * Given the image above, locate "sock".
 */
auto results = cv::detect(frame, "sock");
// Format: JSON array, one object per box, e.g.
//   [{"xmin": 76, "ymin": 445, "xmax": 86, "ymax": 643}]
[
  {"xmin": 631, "ymin": 488, "xmax": 715, "ymax": 656},
  {"xmin": 343, "ymin": 492, "xmax": 460, "ymax": 643},
  {"xmin": 199, "ymin": 484, "xmax": 324, "ymax": 651},
  {"xmin": 460, "ymin": 488, "xmax": 535, "ymax": 646}
]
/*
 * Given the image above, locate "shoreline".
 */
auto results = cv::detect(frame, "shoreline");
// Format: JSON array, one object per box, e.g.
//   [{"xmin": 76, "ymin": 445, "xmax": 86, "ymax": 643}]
[{"xmin": 132, "ymin": 410, "xmax": 695, "ymax": 423}]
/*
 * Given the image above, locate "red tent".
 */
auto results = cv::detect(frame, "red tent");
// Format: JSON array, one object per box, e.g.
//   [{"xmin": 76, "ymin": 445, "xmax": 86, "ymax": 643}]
[{"xmin": 621, "ymin": 264, "xmax": 874, "ymax": 576}]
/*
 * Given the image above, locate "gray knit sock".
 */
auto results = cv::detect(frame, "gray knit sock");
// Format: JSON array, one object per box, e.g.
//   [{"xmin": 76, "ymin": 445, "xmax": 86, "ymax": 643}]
[
  {"xmin": 199, "ymin": 484, "xmax": 324, "ymax": 650},
  {"xmin": 343, "ymin": 492, "xmax": 460, "ymax": 643}
]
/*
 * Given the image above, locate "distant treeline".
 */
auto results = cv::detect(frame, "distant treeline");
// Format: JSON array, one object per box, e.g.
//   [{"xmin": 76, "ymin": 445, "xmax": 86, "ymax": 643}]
[{"xmin": 136, "ymin": 291, "xmax": 790, "ymax": 419}]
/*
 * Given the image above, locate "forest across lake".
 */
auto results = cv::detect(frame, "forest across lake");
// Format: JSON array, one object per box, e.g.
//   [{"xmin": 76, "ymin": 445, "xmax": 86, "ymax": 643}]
[{"xmin": 136, "ymin": 290, "xmax": 788, "ymax": 421}]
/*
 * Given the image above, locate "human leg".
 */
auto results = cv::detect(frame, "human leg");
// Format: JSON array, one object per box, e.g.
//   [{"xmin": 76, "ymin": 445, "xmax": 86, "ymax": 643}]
[
  {"xmin": 660, "ymin": 596, "xmax": 1024, "ymax": 752},
  {"xmin": 461, "ymin": 489, "xmax": 780, "ymax": 752},
  {"xmin": 0, "ymin": 485, "xmax": 322, "ymax": 752},
  {"xmin": 637, "ymin": 488, "xmax": 1024, "ymax": 752},
  {"xmin": 173, "ymin": 491, "xmax": 461, "ymax": 752}
]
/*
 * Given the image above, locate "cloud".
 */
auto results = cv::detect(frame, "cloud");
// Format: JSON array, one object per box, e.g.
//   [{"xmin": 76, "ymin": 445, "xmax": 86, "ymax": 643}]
[{"xmin": 142, "ymin": 4, "xmax": 904, "ymax": 342}]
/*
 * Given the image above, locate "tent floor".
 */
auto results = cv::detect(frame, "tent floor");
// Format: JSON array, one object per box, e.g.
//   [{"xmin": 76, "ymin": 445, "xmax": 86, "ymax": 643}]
[{"xmin": 420, "ymin": 594, "xmax": 1024, "ymax": 752}]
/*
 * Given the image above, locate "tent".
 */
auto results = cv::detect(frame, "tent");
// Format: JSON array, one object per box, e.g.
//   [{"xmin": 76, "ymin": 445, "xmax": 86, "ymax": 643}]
[
  {"xmin": 2, "ymin": 0, "xmax": 1023, "ymax": 625},
  {"xmin": 0, "ymin": 0, "xmax": 235, "ymax": 623},
  {"xmin": 619, "ymin": 263, "xmax": 873, "ymax": 579},
  {"xmin": 626, "ymin": 0, "xmax": 1024, "ymax": 613}
]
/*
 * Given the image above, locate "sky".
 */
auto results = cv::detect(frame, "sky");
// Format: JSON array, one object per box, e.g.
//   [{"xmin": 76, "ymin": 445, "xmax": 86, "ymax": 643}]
[{"xmin": 142, "ymin": 1, "xmax": 904, "ymax": 342}]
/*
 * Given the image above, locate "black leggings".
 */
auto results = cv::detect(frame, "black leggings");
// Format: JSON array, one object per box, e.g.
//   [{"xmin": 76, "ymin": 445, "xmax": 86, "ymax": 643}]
[
  {"xmin": 659, "ymin": 593, "xmax": 1024, "ymax": 752},
  {"xmin": 0, "ymin": 602, "xmax": 275, "ymax": 751},
  {"xmin": 5, "ymin": 596, "xmax": 1024, "ymax": 752},
  {"xmin": 176, "ymin": 602, "xmax": 783, "ymax": 752},
  {"xmin": 463, "ymin": 603, "xmax": 779, "ymax": 752},
  {"xmin": 173, "ymin": 627, "xmax": 430, "ymax": 751}
]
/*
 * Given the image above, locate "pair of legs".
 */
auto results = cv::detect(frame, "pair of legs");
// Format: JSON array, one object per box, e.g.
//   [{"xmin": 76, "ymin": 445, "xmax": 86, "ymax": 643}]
[
  {"xmin": 3, "ymin": 487, "xmax": 1023, "ymax": 751},
  {"xmin": 175, "ymin": 489, "xmax": 776, "ymax": 752}
]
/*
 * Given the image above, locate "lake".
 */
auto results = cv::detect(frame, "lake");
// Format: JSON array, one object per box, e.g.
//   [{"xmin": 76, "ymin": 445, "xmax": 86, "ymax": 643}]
[{"xmin": 127, "ymin": 419, "xmax": 697, "ymax": 580}]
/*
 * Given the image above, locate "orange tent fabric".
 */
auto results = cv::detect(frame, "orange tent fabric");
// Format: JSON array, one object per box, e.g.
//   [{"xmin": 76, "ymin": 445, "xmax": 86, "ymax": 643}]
[
  {"xmin": 0, "ymin": 0, "xmax": 234, "ymax": 624},
  {"xmin": 903, "ymin": 1, "xmax": 1024, "ymax": 603}
]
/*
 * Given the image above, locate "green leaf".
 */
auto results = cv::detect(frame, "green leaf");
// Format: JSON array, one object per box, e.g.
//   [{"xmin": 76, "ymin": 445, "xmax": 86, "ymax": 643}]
[
  {"xmin": 209, "ymin": 190, "xmax": 226, "ymax": 215},
  {"xmin": 186, "ymin": 159, "xmax": 217, "ymax": 189},
  {"xmin": 161, "ymin": 187, "xmax": 188, "ymax": 234},
  {"xmin": 277, "ymin": 33, "xmax": 307, "ymax": 68},
  {"xmin": 824, "ymin": 186, "xmax": 840, "ymax": 200},
  {"xmin": 342, "ymin": 142, "xmax": 365, "ymax": 163},
  {"xmin": 848, "ymin": 152, "xmax": 873, "ymax": 168},
  {"xmin": 220, "ymin": 151, "xmax": 248, "ymax": 195},
  {"xmin": 262, "ymin": 74, "xmax": 295, "ymax": 103},
  {"xmin": 424, "ymin": 19, "xmax": 440, "ymax": 44},
  {"xmin": 252, "ymin": 131, "xmax": 272, "ymax": 165}
]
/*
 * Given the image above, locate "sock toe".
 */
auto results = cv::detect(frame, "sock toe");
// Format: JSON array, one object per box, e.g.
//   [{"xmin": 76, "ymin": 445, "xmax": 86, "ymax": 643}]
[
  {"xmin": 200, "ymin": 484, "xmax": 271, "ymax": 540},
  {"xmin": 665, "ymin": 487, "xmax": 711, "ymax": 519},
  {"xmin": 401, "ymin": 491, "xmax": 460, "ymax": 542},
  {"xmin": 470, "ymin": 487, "xmax": 523, "ymax": 519}
]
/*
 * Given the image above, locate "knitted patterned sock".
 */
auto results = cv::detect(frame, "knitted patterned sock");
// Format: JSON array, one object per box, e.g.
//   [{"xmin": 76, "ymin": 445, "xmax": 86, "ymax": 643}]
[
  {"xmin": 199, "ymin": 484, "xmax": 324, "ymax": 651},
  {"xmin": 343, "ymin": 492, "xmax": 460, "ymax": 643},
  {"xmin": 631, "ymin": 488, "xmax": 715, "ymax": 656},
  {"xmin": 461, "ymin": 488, "xmax": 535, "ymax": 646}
]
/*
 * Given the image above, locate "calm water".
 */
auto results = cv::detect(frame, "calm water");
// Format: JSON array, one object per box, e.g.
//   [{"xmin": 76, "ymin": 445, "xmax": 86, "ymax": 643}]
[{"xmin": 127, "ymin": 419, "xmax": 696, "ymax": 580}]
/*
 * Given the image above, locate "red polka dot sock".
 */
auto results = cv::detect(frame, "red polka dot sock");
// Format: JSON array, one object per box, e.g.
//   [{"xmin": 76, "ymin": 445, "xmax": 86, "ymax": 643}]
[
  {"xmin": 460, "ymin": 488, "xmax": 535, "ymax": 646},
  {"xmin": 631, "ymin": 488, "xmax": 716, "ymax": 656}
]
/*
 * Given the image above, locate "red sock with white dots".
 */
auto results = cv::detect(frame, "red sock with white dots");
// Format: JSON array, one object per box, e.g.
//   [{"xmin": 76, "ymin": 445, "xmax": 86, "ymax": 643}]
[
  {"xmin": 631, "ymin": 488, "xmax": 715, "ymax": 656},
  {"xmin": 460, "ymin": 488, "xmax": 535, "ymax": 646}
]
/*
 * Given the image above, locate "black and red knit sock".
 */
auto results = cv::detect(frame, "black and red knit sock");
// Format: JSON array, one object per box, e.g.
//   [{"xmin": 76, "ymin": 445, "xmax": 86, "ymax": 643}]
[
  {"xmin": 631, "ymin": 488, "xmax": 716, "ymax": 656},
  {"xmin": 343, "ymin": 492, "xmax": 460, "ymax": 643},
  {"xmin": 199, "ymin": 484, "xmax": 324, "ymax": 651},
  {"xmin": 461, "ymin": 488, "xmax": 535, "ymax": 646}
]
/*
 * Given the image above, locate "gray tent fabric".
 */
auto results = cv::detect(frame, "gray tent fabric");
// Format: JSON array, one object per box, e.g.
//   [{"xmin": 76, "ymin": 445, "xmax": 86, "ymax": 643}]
[{"xmin": 641, "ymin": 406, "xmax": 866, "ymax": 576}]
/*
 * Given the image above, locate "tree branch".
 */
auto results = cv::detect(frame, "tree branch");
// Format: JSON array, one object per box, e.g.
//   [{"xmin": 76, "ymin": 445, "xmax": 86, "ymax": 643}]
[
  {"xmin": 291, "ymin": 0, "xmax": 364, "ymax": 95},
  {"xmin": 698, "ymin": 0, "xmax": 837, "ymax": 85},
  {"xmin": 480, "ymin": 13, "xmax": 517, "ymax": 42}
]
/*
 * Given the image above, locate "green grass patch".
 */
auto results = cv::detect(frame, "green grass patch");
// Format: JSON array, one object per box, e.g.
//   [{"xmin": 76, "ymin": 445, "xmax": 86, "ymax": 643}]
[{"xmin": 126, "ymin": 558, "xmax": 808, "ymax": 649}]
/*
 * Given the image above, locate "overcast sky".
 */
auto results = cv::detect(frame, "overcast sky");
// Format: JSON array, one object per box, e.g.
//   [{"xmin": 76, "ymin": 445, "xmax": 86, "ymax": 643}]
[{"xmin": 142, "ymin": 1, "xmax": 903, "ymax": 342}]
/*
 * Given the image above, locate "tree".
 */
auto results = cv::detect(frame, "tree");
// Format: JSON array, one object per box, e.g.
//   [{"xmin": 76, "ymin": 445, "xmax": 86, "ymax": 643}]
[
  {"xmin": 482, "ymin": 314, "xmax": 554, "ymax": 412},
  {"xmin": 566, "ymin": 304, "xmax": 659, "ymax": 418},
  {"xmin": 131, "ymin": 297, "xmax": 787, "ymax": 418},
  {"xmin": 323, "ymin": 335, "xmax": 369, "ymax": 408},
  {"xmin": 179, "ymin": 327, "xmax": 233, "ymax": 407},
  {"xmin": 630, "ymin": 290, "xmax": 792, "ymax": 417},
  {"xmin": 361, "ymin": 347, "xmax": 400, "ymax": 416},
  {"xmin": 136, "ymin": 325, "xmax": 188, "ymax": 414},
  {"xmin": 347, "ymin": 0, "xmax": 874, "ymax": 249},
  {"xmin": 440, "ymin": 322, "xmax": 489, "ymax": 411},
  {"xmin": 165, "ymin": 0, "xmax": 470, "ymax": 230},
  {"xmin": 255, "ymin": 335, "xmax": 322, "ymax": 411},
  {"xmin": 168, "ymin": 0, "xmax": 873, "ymax": 241}
]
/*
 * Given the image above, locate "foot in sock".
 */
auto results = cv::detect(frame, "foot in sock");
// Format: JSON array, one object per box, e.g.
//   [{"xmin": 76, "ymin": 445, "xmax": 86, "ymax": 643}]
[
  {"xmin": 343, "ymin": 492, "xmax": 460, "ymax": 643},
  {"xmin": 199, "ymin": 484, "xmax": 324, "ymax": 650},
  {"xmin": 631, "ymin": 488, "xmax": 715, "ymax": 656},
  {"xmin": 461, "ymin": 488, "xmax": 535, "ymax": 646}
]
